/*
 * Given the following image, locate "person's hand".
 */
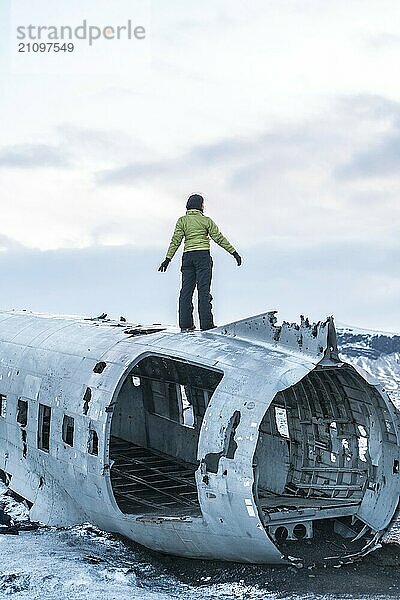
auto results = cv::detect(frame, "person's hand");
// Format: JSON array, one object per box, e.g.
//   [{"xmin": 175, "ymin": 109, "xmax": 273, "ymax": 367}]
[
  {"xmin": 158, "ymin": 258, "xmax": 171, "ymax": 272},
  {"xmin": 232, "ymin": 251, "xmax": 242, "ymax": 266}
]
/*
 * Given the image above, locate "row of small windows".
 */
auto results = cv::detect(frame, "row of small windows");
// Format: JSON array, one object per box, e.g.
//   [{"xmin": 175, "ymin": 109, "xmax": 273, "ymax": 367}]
[
  {"xmin": 37, "ymin": 404, "xmax": 98, "ymax": 455},
  {"xmin": 1, "ymin": 395, "xmax": 98, "ymax": 456}
]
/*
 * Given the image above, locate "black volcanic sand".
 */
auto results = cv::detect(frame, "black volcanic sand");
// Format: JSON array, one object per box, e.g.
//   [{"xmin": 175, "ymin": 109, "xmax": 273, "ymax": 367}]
[
  {"xmin": 1, "ymin": 525, "xmax": 400, "ymax": 599},
  {"xmin": 124, "ymin": 539, "xmax": 400, "ymax": 598}
]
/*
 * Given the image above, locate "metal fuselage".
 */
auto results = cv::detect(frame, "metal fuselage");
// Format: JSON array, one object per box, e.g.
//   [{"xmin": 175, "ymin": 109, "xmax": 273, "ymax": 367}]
[{"xmin": 0, "ymin": 310, "xmax": 399, "ymax": 564}]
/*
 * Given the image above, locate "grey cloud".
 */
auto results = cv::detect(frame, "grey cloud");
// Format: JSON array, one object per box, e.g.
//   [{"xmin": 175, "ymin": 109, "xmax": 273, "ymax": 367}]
[
  {"xmin": 96, "ymin": 129, "xmax": 313, "ymax": 186},
  {"xmin": 333, "ymin": 96, "xmax": 400, "ymax": 179},
  {"xmin": 336, "ymin": 134, "xmax": 400, "ymax": 180},
  {"xmin": 53, "ymin": 124, "xmax": 153, "ymax": 176},
  {"xmin": 229, "ymin": 159, "xmax": 282, "ymax": 189},
  {"xmin": 0, "ymin": 127, "xmax": 151, "ymax": 174},
  {"xmin": 0, "ymin": 144, "xmax": 70, "ymax": 169},
  {"xmin": 98, "ymin": 160, "xmax": 172, "ymax": 185},
  {"xmin": 97, "ymin": 93, "xmax": 400, "ymax": 188},
  {"xmin": 95, "ymin": 90, "xmax": 400, "ymax": 239},
  {"xmin": 57, "ymin": 124, "xmax": 148, "ymax": 158},
  {"xmin": 99, "ymin": 95, "xmax": 400, "ymax": 187},
  {"xmin": 339, "ymin": 94, "xmax": 400, "ymax": 120},
  {"xmin": 187, "ymin": 138, "xmax": 256, "ymax": 164},
  {"xmin": 96, "ymin": 136, "xmax": 255, "ymax": 185},
  {"xmin": 5, "ymin": 94, "xmax": 399, "ymax": 199}
]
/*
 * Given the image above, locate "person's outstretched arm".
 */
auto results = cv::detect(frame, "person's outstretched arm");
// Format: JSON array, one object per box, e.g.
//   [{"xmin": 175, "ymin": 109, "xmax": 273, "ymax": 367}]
[
  {"xmin": 207, "ymin": 218, "xmax": 242, "ymax": 265},
  {"xmin": 158, "ymin": 218, "xmax": 185, "ymax": 272}
]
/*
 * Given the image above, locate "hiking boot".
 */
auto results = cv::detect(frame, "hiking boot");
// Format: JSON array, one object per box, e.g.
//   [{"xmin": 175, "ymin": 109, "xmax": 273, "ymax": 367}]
[
  {"xmin": 180, "ymin": 326, "xmax": 196, "ymax": 333},
  {"xmin": 201, "ymin": 325, "xmax": 217, "ymax": 331}
]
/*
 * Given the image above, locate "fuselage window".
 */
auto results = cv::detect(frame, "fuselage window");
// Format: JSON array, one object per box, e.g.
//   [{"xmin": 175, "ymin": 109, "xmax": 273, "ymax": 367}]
[
  {"xmin": 88, "ymin": 429, "xmax": 99, "ymax": 455},
  {"xmin": 180, "ymin": 385, "xmax": 195, "ymax": 427},
  {"xmin": 274, "ymin": 406, "xmax": 290, "ymax": 438},
  {"xmin": 0, "ymin": 394, "xmax": 7, "ymax": 418},
  {"xmin": 38, "ymin": 404, "xmax": 51, "ymax": 451},
  {"xmin": 62, "ymin": 415, "xmax": 75, "ymax": 447},
  {"xmin": 17, "ymin": 399, "xmax": 28, "ymax": 426}
]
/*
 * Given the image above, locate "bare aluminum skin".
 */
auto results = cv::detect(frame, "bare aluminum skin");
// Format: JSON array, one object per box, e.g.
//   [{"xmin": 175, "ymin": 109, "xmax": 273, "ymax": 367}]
[{"xmin": 0, "ymin": 309, "xmax": 399, "ymax": 564}]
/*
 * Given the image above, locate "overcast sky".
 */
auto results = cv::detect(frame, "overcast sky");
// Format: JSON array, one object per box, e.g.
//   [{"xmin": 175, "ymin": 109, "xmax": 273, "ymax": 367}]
[{"xmin": 0, "ymin": 0, "xmax": 399, "ymax": 331}]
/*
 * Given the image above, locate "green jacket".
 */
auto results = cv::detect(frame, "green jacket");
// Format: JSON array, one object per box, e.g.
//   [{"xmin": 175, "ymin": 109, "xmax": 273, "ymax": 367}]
[{"xmin": 166, "ymin": 209, "xmax": 236, "ymax": 260}]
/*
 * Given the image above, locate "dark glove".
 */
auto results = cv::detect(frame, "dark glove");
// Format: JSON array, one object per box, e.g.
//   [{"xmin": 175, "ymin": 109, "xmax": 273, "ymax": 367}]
[
  {"xmin": 158, "ymin": 258, "xmax": 170, "ymax": 272},
  {"xmin": 232, "ymin": 251, "xmax": 242, "ymax": 266}
]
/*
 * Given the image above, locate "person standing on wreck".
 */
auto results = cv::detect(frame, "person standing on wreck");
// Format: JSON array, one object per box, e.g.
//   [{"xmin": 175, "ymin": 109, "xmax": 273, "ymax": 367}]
[{"xmin": 158, "ymin": 194, "xmax": 242, "ymax": 332}]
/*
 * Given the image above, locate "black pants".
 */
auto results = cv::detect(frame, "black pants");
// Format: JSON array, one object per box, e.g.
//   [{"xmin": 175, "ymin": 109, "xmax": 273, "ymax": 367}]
[{"xmin": 179, "ymin": 250, "xmax": 214, "ymax": 330}]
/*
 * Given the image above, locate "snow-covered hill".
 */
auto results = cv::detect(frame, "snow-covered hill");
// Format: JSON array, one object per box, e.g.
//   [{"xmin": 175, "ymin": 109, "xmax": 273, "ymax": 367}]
[{"xmin": 337, "ymin": 325, "xmax": 400, "ymax": 409}]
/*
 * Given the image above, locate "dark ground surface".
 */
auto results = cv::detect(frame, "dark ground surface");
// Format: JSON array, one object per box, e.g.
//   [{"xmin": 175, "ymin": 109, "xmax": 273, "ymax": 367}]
[
  {"xmin": 3, "ymin": 525, "xmax": 399, "ymax": 600},
  {"xmin": 1, "ymin": 480, "xmax": 400, "ymax": 600},
  {"xmin": 131, "ymin": 538, "xmax": 400, "ymax": 598}
]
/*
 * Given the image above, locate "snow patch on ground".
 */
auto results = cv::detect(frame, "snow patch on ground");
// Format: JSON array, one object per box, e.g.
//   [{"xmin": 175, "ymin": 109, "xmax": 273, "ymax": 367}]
[{"xmin": 0, "ymin": 480, "xmax": 30, "ymax": 523}]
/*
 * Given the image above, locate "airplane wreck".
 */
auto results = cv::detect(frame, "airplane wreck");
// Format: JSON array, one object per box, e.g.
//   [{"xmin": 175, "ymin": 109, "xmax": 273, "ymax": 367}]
[{"xmin": 0, "ymin": 309, "xmax": 399, "ymax": 565}]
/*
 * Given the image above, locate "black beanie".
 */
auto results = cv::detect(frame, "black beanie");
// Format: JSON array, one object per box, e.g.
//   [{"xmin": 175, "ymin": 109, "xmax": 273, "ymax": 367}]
[{"xmin": 186, "ymin": 194, "xmax": 204, "ymax": 211}]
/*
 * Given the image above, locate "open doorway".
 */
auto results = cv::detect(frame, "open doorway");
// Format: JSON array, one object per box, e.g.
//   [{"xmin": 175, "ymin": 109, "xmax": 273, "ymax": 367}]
[{"xmin": 109, "ymin": 355, "xmax": 223, "ymax": 516}]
